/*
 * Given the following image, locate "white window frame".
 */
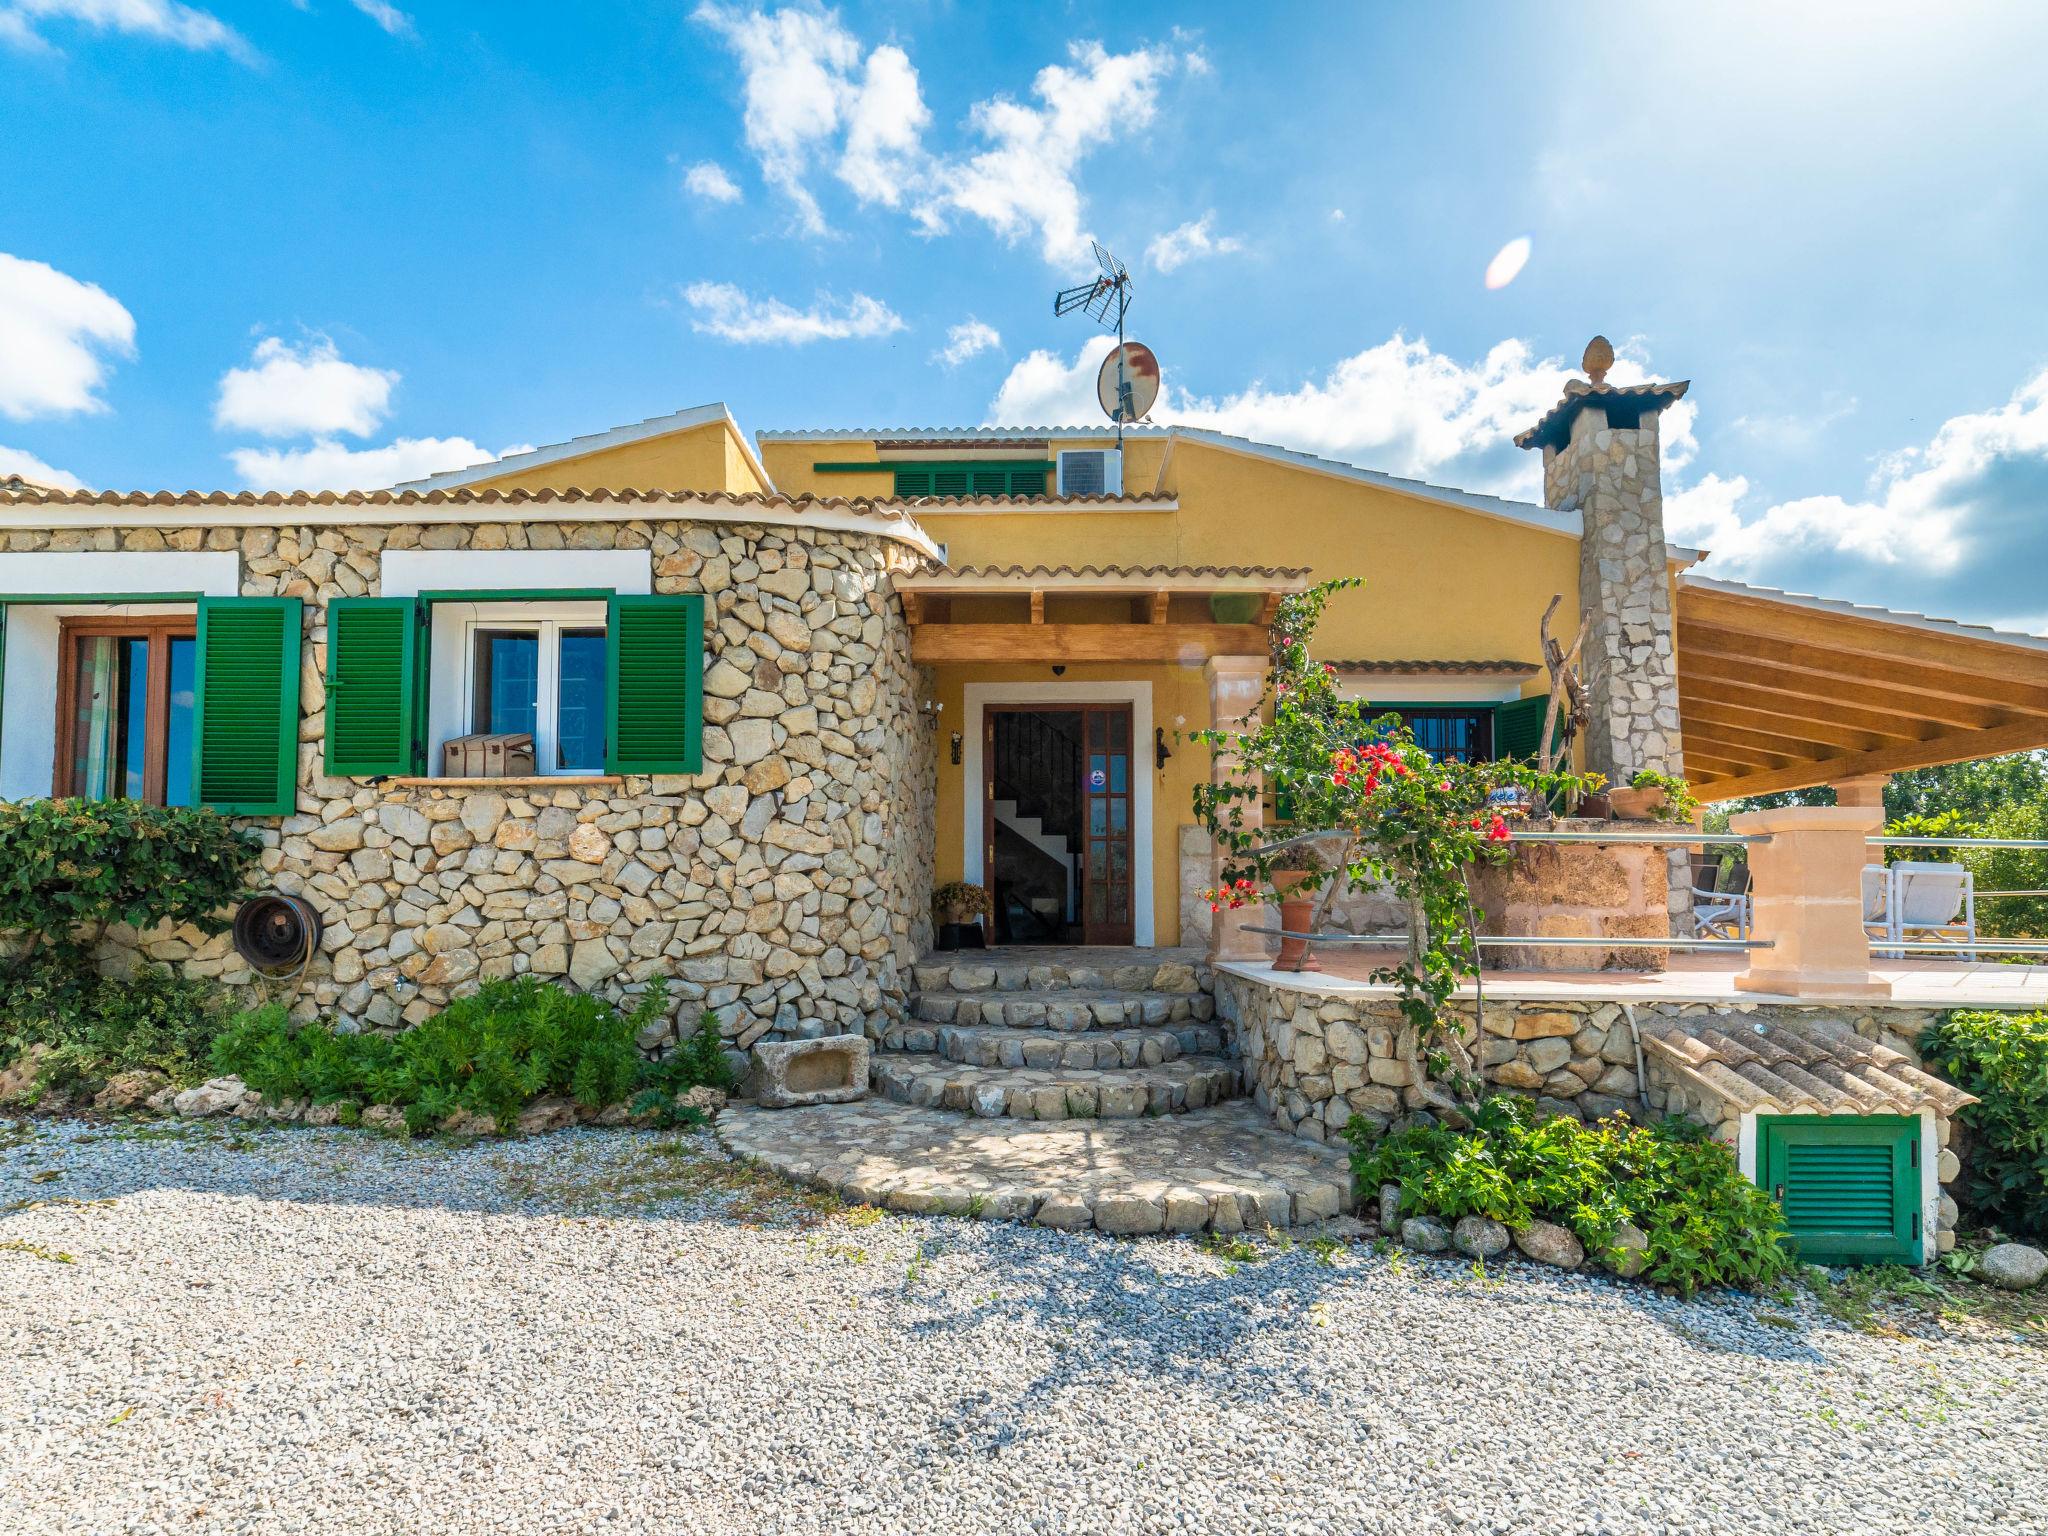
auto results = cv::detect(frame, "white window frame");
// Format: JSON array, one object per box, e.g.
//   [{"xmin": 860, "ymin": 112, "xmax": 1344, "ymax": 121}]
[{"xmin": 438, "ymin": 600, "xmax": 608, "ymax": 777}]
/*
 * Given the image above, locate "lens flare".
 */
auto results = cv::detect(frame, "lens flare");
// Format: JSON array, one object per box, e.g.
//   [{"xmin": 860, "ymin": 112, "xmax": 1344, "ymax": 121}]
[{"xmin": 1484, "ymin": 236, "xmax": 1532, "ymax": 290}]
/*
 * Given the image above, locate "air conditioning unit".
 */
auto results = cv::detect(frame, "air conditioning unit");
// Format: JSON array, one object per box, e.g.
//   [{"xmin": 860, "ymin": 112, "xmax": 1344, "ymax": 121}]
[{"xmin": 1055, "ymin": 448, "xmax": 1122, "ymax": 497}]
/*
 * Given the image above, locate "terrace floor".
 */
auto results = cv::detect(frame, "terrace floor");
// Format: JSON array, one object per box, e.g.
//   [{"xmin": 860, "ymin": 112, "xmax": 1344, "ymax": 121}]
[{"xmin": 1216, "ymin": 951, "xmax": 2048, "ymax": 1009}]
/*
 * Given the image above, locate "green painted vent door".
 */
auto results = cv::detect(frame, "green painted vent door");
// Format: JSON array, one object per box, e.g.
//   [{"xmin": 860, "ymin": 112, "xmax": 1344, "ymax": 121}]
[{"xmin": 1759, "ymin": 1115, "xmax": 1922, "ymax": 1266}]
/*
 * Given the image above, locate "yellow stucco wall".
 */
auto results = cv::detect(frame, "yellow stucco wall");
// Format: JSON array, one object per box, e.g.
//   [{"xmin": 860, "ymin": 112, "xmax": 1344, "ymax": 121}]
[{"xmin": 466, "ymin": 419, "xmax": 767, "ymax": 496}]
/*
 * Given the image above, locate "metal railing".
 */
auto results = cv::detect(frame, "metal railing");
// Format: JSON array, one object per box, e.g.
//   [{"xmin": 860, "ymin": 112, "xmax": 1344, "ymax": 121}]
[{"xmin": 1243, "ymin": 925, "xmax": 1770, "ymax": 952}]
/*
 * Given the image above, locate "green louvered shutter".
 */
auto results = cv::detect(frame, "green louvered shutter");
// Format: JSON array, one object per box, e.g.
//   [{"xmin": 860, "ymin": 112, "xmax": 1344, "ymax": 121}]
[
  {"xmin": 606, "ymin": 593, "xmax": 703, "ymax": 774},
  {"xmin": 193, "ymin": 596, "xmax": 302, "ymax": 815},
  {"xmin": 1495, "ymin": 695, "xmax": 1561, "ymax": 763},
  {"xmin": 892, "ymin": 467, "xmax": 934, "ymax": 497},
  {"xmin": 324, "ymin": 597, "xmax": 420, "ymax": 777},
  {"xmin": 1760, "ymin": 1115, "xmax": 1922, "ymax": 1266}
]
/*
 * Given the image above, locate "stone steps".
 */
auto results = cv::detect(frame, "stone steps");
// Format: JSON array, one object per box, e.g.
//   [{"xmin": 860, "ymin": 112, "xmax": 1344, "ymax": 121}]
[
  {"xmin": 878, "ymin": 1022, "xmax": 1228, "ymax": 1070},
  {"xmin": 716, "ymin": 1099, "xmax": 1355, "ymax": 1235},
  {"xmin": 871, "ymin": 1054, "xmax": 1241, "ymax": 1121},
  {"xmin": 911, "ymin": 989, "xmax": 1215, "ymax": 1031},
  {"xmin": 912, "ymin": 949, "xmax": 1209, "ymax": 997}
]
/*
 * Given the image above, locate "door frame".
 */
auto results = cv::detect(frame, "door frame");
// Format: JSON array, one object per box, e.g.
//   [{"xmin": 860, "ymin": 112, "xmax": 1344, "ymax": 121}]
[{"xmin": 963, "ymin": 680, "xmax": 1153, "ymax": 945}]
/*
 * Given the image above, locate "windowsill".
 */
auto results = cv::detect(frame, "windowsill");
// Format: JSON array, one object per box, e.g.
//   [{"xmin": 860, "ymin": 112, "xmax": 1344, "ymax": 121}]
[{"xmin": 386, "ymin": 775, "xmax": 626, "ymax": 789}]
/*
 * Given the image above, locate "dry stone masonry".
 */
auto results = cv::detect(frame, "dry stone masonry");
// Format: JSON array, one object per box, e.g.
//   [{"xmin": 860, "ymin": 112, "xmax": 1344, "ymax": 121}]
[{"xmin": 5, "ymin": 513, "xmax": 938, "ymax": 1054}]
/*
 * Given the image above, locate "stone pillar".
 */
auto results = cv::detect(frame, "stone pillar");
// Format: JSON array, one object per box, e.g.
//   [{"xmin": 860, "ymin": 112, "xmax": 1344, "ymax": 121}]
[
  {"xmin": 1833, "ymin": 773, "xmax": 1890, "ymax": 813},
  {"xmin": 1731, "ymin": 805, "xmax": 1892, "ymax": 999},
  {"xmin": 1204, "ymin": 654, "xmax": 1271, "ymax": 964}
]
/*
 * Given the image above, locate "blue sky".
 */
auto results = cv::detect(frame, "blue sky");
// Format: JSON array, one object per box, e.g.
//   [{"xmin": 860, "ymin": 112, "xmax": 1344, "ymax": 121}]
[{"xmin": 5, "ymin": 1, "xmax": 2048, "ymax": 629}]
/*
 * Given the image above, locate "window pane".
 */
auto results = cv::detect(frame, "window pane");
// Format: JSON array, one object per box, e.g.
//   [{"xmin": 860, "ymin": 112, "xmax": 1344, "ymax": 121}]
[
  {"xmin": 474, "ymin": 630, "xmax": 539, "ymax": 738},
  {"xmin": 166, "ymin": 636, "xmax": 196, "ymax": 807},
  {"xmin": 557, "ymin": 629, "xmax": 606, "ymax": 771},
  {"xmin": 69, "ymin": 636, "xmax": 119, "ymax": 798},
  {"xmin": 118, "ymin": 637, "xmax": 148, "ymax": 797}
]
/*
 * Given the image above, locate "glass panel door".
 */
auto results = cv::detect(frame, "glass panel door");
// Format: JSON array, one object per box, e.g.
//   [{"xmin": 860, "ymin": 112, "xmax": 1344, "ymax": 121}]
[{"xmin": 1080, "ymin": 704, "xmax": 1134, "ymax": 945}]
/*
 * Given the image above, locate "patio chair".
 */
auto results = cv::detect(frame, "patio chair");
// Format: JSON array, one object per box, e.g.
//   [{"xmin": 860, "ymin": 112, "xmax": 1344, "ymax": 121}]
[
  {"xmin": 1691, "ymin": 853, "xmax": 1751, "ymax": 941},
  {"xmin": 1889, "ymin": 860, "xmax": 1978, "ymax": 961},
  {"xmin": 1862, "ymin": 864, "xmax": 1896, "ymax": 957}
]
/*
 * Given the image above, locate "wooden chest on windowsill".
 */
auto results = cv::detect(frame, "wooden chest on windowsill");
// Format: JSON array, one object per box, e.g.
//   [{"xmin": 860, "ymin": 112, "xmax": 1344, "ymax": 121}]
[{"xmin": 441, "ymin": 732, "xmax": 537, "ymax": 779}]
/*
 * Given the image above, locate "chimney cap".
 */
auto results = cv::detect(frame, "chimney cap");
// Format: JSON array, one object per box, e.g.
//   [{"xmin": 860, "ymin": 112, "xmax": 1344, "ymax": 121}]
[{"xmin": 1514, "ymin": 376, "xmax": 1690, "ymax": 453}]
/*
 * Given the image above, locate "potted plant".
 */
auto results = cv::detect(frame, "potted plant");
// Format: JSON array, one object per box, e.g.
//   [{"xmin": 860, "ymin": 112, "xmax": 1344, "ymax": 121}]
[
  {"xmin": 1265, "ymin": 850, "xmax": 1327, "ymax": 972},
  {"xmin": 1609, "ymin": 770, "xmax": 1699, "ymax": 824},
  {"xmin": 931, "ymin": 882, "xmax": 991, "ymax": 951}
]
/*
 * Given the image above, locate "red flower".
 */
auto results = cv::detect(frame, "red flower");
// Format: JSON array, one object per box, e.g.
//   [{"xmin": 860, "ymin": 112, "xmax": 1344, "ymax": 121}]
[{"xmin": 1485, "ymin": 814, "xmax": 1510, "ymax": 843}]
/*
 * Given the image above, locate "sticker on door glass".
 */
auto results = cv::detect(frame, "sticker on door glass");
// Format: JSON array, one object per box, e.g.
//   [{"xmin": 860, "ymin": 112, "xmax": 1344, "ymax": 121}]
[{"xmin": 1089, "ymin": 768, "xmax": 1107, "ymax": 789}]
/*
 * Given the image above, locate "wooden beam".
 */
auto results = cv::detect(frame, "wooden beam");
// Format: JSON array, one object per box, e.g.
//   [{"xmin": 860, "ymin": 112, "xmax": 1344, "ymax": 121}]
[
  {"xmin": 1683, "ymin": 585, "xmax": 2048, "ymax": 683},
  {"xmin": 1684, "ymin": 749, "xmax": 1764, "ymax": 779},
  {"xmin": 901, "ymin": 590, "xmax": 922, "ymax": 626},
  {"xmin": 1029, "ymin": 589, "xmax": 1045, "ymax": 625},
  {"xmin": 1678, "ymin": 670, "xmax": 1946, "ymax": 739},
  {"xmin": 1693, "ymin": 716, "xmax": 2048, "ymax": 803},
  {"xmin": 1259, "ymin": 591, "xmax": 1282, "ymax": 626},
  {"xmin": 1679, "ymin": 620, "xmax": 2048, "ymax": 717},
  {"xmin": 1681, "ymin": 735, "xmax": 1798, "ymax": 772},
  {"xmin": 1150, "ymin": 589, "xmax": 1170, "ymax": 624},
  {"xmin": 911, "ymin": 622, "xmax": 1272, "ymax": 664},
  {"xmin": 1679, "ymin": 701, "xmax": 1895, "ymax": 755}
]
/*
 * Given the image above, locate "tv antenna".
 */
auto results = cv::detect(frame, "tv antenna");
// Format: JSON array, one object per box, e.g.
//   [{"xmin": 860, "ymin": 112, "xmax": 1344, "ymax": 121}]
[{"xmin": 1054, "ymin": 240, "xmax": 1140, "ymax": 444}]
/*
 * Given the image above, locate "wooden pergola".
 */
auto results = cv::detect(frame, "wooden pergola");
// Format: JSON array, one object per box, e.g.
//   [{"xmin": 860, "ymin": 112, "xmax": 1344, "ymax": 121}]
[
  {"xmin": 900, "ymin": 564, "xmax": 1311, "ymax": 664},
  {"xmin": 1677, "ymin": 576, "xmax": 2048, "ymax": 801}
]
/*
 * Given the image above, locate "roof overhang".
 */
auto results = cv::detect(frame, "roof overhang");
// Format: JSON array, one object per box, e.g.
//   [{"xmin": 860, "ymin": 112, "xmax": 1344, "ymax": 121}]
[
  {"xmin": 1678, "ymin": 575, "xmax": 2048, "ymax": 801},
  {"xmin": 395, "ymin": 403, "xmax": 777, "ymax": 496}
]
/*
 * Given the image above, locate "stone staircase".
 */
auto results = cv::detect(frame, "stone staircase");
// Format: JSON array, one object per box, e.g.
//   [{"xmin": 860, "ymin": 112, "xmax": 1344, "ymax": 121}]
[{"xmin": 876, "ymin": 948, "xmax": 1243, "ymax": 1120}]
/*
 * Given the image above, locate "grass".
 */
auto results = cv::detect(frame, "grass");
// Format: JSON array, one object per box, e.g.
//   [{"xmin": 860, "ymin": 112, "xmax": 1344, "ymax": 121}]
[
  {"xmin": 496, "ymin": 1132, "xmax": 852, "ymax": 1229},
  {"xmin": 0, "ymin": 1237, "xmax": 76, "ymax": 1263}
]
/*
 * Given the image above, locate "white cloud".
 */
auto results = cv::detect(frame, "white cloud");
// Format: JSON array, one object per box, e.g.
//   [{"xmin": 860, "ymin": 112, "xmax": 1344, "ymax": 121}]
[
  {"xmin": 0, "ymin": 0, "xmax": 252, "ymax": 59},
  {"xmin": 934, "ymin": 318, "xmax": 1000, "ymax": 367},
  {"xmin": 1144, "ymin": 212, "xmax": 1242, "ymax": 274},
  {"xmin": 348, "ymin": 0, "xmax": 411, "ymax": 37},
  {"xmin": 214, "ymin": 335, "xmax": 398, "ymax": 439},
  {"xmin": 1328, "ymin": 208, "xmax": 1346, "ymax": 224},
  {"xmin": 1672, "ymin": 367, "xmax": 2048, "ymax": 629},
  {"xmin": 0, "ymin": 252, "xmax": 136, "ymax": 421},
  {"xmin": 916, "ymin": 41, "xmax": 1185, "ymax": 266},
  {"xmin": 228, "ymin": 435, "xmax": 507, "ymax": 493},
  {"xmin": 0, "ymin": 443, "xmax": 86, "ymax": 491},
  {"xmin": 987, "ymin": 330, "xmax": 1695, "ymax": 501},
  {"xmin": 683, "ymin": 160, "xmax": 743, "ymax": 203},
  {"xmin": 691, "ymin": 2, "xmax": 927, "ymax": 235},
  {"xmin": 692, "ymin": 10, "xmax": 1186, "ymax": 264},
  {"xmin": 682, "ymin": 281, "xmax": 905, "ymax": 345}
]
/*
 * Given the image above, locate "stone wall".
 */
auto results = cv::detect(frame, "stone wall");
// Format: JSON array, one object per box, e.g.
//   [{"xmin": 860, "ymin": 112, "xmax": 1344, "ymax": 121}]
[
  {"xmin": 11, "ymin": 515, "xmax": 935, "ymax": 1053},
  {"xmin": 1215, "ymin": 972, "xmax": 1966, "ymax": 1251},
  {"xmin": 1465, "ymin": 825, "xmax": 1670, "ymax": 970}
]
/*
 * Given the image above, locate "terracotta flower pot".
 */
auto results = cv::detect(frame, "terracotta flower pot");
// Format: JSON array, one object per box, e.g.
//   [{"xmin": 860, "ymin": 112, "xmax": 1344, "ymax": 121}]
[
  {"xmin": 1607, "ymin": 786, "xmax": 1667, "ymax": 822},
  {"xmin": 1268, "ymin": 867, "xmax": 1322, "ymax": 972}
]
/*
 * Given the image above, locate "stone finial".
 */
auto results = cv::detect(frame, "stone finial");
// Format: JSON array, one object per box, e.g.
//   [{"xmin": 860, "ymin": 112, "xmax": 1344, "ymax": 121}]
[{"xmin": 1581, "ymin": 335, "xmax": 1614, "ymax": 385}]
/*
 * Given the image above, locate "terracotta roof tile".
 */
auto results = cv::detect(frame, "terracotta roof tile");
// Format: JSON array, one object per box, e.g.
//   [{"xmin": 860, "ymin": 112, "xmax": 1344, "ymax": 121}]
[
  {"xmin": 1513, "ymin": 378, "xmax": 1691, "ymax": 452},
  {"xmin": 1637, "ymin": 1013, "xmax": 1975, "ymax": 1117},
  {"xmin": 922, "ymin": 563, "xmax": 1310, "ymax": 581}
]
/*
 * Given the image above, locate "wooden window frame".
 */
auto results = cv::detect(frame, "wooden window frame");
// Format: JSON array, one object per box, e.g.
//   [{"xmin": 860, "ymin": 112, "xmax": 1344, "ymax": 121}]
[
  {"xmin": 456, "ymin": 604, "xmax": 610, "ymax": 776},
  {"xmin": 53, "ymin": 615, "xmax": 196, "ymax": 805}
]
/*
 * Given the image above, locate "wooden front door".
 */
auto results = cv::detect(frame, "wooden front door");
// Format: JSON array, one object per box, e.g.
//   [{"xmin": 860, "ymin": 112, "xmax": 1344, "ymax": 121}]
[{"xmin": 984, "ymin": 701, "xmax": 1135, "ymax": 945}]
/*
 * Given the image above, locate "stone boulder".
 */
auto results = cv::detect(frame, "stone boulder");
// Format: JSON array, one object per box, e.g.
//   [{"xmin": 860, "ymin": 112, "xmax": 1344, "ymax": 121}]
[
  {"xmin": 1978, "ymin": 1242, "xmax": 2048, "ymax": 1291},
  {"xmin": 0, "ymin": 1045, "xmax": 51, "ymax": 1105},
  {"xmin": 359, "ymin": 1105, "xmax": 410, "ymax": 1133},
  {"xmin": 1400, "ymin": 1216, "xmax": 1451, "ymax": 1253},
  {"xmin": 1604, "ymin": 1220, "xmax": 1650, "ymax": 1279},
  {"xmin": 1513, "ymin": 1219, "xmax": 1585, "ymax": 1269},
  {"xmin": 93, "ymin": 1070, "xmax": 171, "ymax": 1112},
  {"xmin": 751, "ymin": 1034, "xmax": 871, "ymax": 1109},
  {"xmin": 677, "ymin": 1085, "xmax": 728, "ymax": 1118},
  {"xmin": 173, "ymin": 1076, "xmax": 250, "ymax": 1119},
  {"xmin": 1452, "ymin": 1215, "xmax": 1511, "ymax": 1259},
  {"xmin": 513, "ymin": 1097, "xmax": 578, "ymax": 1136}
]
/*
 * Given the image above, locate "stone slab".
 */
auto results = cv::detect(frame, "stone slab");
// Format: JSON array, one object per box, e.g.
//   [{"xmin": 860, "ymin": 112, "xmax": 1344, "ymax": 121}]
[{"xmin": 751, "ymin": 1034, "xmax": 871, "ymax": 1109}]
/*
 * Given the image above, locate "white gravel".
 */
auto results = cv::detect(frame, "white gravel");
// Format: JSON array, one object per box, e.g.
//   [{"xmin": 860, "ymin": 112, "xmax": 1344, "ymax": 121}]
[{"xmin": 2, "ymin": 1114, "xmax": 2041, "ymax": 1536}]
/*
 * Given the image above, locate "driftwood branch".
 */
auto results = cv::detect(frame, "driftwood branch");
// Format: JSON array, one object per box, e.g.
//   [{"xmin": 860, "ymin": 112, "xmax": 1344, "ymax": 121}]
[{"xmin": 1537, "ymin": 595, "xmax": 1591, "ymax": 778}]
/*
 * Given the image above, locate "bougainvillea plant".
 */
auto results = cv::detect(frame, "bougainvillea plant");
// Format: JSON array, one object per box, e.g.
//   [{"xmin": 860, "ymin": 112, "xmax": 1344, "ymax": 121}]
[{"xmin": 1192, "ymin": 578, "xmax": 1597, "ymax": 1115}]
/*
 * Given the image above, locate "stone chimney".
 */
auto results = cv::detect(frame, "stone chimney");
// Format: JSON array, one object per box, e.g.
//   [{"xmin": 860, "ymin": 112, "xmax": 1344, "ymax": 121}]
[{"xmin": 1515, "ymin": 337, "xmax": 1690, "ymax": 786}]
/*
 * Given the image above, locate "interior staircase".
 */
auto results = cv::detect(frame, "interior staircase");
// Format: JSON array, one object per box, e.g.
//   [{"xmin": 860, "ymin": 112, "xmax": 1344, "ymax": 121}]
[
  {"xmin": 991, "ymin": 798, "xmax": 1074, "ymax": 915},
  {"xmin": 876, "ymin": 948, "xmax": 1244, "ymax": 1120}
]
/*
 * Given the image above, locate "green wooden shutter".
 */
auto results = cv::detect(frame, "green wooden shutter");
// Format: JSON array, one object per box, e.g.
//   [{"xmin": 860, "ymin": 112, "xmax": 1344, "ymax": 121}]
[
  {"xmin": 1760, "ymin": 1115, "xmax": 1922, "ymax": 1266},
  {"xmin": 324, "ymin": 597, "xmax": 421, "ymax": 777},
  {"xmin": 1495, "ymin": 695, "xmax": 1561, "ymax": 762},
  {"xmin": 193, "ymin": 596, "xmax": 302, "ymax": 815},
  {"xmin": 892, "ymin": 467, "xmax": 934, "ymax": 497},
  {"xmin": 606, "ymin": 593, "xmax": 703, "ymax": 774}
]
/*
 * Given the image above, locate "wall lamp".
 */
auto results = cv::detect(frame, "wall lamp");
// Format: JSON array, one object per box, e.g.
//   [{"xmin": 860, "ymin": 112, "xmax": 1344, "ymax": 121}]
[{"xmin": 1155, "ymin": 727, "xmax": 1172, "ymax": 772}]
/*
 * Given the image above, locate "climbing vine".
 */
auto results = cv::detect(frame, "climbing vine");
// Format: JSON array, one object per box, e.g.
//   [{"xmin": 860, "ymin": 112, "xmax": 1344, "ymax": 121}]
[{"xmin": 1192, "ymin": 578, "xmax": 1596, "ymax": 1113}]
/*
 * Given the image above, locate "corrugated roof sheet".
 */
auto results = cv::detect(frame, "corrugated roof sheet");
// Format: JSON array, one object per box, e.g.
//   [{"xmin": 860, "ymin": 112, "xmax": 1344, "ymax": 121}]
[
  {"xmin": 1638, "ymin": 1012, "xmax": 1975, "ymax": 1117},
  {"xmin": 1327, "ymin": 658, "xmax": 1540, "ymax": 675},
  {"xmin": 919, "ymin": 562, "xmax": 1310, "ymax": 581}
]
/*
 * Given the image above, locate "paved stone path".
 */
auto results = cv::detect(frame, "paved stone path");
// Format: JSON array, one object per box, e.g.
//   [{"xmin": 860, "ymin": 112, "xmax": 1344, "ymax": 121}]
[{"xmin": 718, "ymin": 1097, "xmax": 1353, "ymax": 1234}]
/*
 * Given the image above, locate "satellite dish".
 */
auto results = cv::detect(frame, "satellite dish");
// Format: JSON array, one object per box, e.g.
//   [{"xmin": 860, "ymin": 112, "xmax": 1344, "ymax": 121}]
[{"xmin": 1096, "ymin": 342, "xmax": 1160, "ymax": 423}]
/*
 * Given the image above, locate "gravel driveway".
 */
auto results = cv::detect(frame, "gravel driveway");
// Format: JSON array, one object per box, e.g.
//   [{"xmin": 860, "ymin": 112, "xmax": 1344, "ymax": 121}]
[{"xmin": 2, "ymin": 1116, "xmax": 2041, "ymax": 1536}]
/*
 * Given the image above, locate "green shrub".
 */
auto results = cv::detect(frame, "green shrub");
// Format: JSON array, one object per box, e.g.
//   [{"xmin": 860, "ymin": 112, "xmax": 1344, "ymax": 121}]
[
  {"xmin": 211, "ymin": 976, "xmax": 733, "ymax": 1133},
  {"xmin": 0, "ymin": 798, "xmax": 259, "ymax": 965},
  {"xmin": 0, "ymin": 955, "xmax": 230, "ymax": 1094},
  {"xmin": 1920, "ymin": 1009, "xmax": 2048, "ymax": 1241},
  {"xmin": 1346, "ymin": 1097, "xmax": 1797, "ymax": 1296}
]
